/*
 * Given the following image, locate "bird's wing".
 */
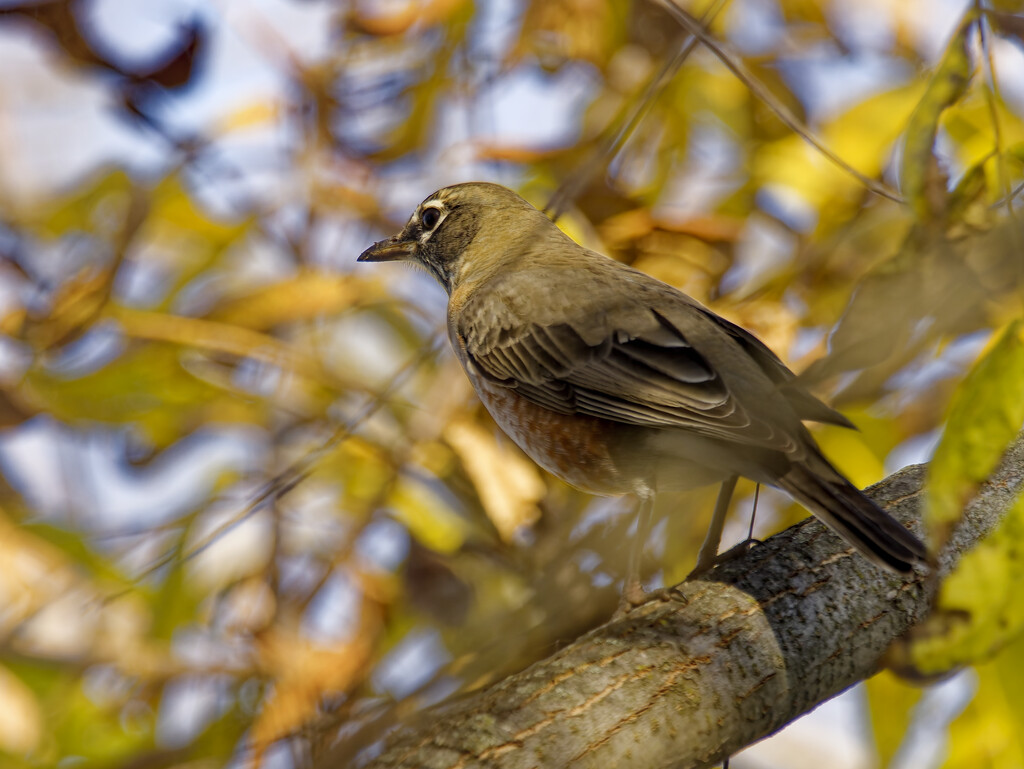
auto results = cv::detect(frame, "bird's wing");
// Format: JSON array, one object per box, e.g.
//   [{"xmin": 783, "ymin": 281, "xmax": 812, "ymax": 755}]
[
  {"xmin": 705, "ymin": 314, "xmax": 855, "ymax": 429},
  {"xmin": 460, "ymin": 302, "xmax": 805, "ymax": 452}
]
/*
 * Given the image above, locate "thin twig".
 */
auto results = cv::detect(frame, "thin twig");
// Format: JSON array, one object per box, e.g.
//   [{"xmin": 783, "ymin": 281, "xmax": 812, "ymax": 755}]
[
  {"xmin": 545, "ymin": 0, "xmax": 731, "ymax": 220},
  {"xmin": 102, "ymin": 333, "xmax": 445, "ymax": 602},
  {"xmin": 653, "ymin": 0, "xmax": 905, "ymax": 204},
  {"xmin": 977, "ymin": 1, "xmax": 1018, "ymax": 224}
]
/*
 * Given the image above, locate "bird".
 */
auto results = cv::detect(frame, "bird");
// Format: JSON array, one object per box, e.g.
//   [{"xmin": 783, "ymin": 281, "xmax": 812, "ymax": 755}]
[{"xmin": 357, "ymin": 181, "xmax": 928, "ymax": 582}]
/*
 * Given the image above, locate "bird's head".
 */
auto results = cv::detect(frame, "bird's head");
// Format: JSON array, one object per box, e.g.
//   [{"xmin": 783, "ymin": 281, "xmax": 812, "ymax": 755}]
[{"xmin": 357, "ymin": 182, "xmax": 551, "ymax": 294}]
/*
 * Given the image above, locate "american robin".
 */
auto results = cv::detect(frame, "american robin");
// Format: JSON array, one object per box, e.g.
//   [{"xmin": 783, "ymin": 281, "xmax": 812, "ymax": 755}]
[{"xmin": 358, "ymin": 182, "xmax": 927, "ymax": 576}]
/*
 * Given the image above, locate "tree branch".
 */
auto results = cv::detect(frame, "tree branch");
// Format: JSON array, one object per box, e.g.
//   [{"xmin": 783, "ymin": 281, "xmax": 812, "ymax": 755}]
[{"xmin": 359, "ymin": 434, "xmax": 1024, "ymax": 769}]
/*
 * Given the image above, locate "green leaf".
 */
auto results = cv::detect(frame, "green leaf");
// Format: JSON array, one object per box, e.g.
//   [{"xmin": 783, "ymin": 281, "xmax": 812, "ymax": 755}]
[
  {"xmin": 29, "ymin": 170, "xmax": 135, "ymax": 239},
  {"xmin": 909, "ymin": 488, "xmax": 1024, "ymax": 676},
  {"xmin": 54, "ymin": 677, "xmax": 155, "ymax": 764},
  {"xmin": 896, "ymin": 322, "xmax": 1024, "ymax": 677},
  {"xmin": 901, "ymin": 9, "xmax": 976, "ymax": 223},
  {"xmin": 926, "ymin": 321, "xmax": 1024, "ymax": 549},
  {"xmin": 4, "ymin": 658, "xmax": 154, "ymax": 767},
  {"xmin": 22, "ymin": 522, "xmax": 131, "ymax": 587},
  {"xmin": 150, "ymin": 543, "xmax": 199, "ymax": 641},
  {"xmin": 141, "ymin": 176, "xmax": 253, "ymax": 312},
  {"xmin": 22, "ymin": 343, "xmax": 266, "ymax": 447}
]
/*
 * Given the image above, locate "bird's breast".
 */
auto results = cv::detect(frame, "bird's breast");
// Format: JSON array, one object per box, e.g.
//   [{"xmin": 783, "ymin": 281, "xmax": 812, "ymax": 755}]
[{"xmin": 469, "ymin": 375, "xmax": 637, "ymax": 496}]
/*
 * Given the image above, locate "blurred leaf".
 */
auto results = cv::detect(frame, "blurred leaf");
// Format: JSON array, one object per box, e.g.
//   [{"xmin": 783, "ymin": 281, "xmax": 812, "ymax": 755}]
[
  {"xmin": 990, "ymin": 632, "xmax": 1024, "ymax": 745},
  {"xmin": 207, "ymin": 271, "xmax": 374, "ymax": 329},
  {"xmin": 776, "ymin": 0, "xmax": 827, "ymax": 23},
  {"xmin": 0, "ymin": 0, "xmax": 104, "ymax": 69},
  {"xmin": 943, "ymin": 656, "xmax": 1024, "ymax": 769},
  {"xmin": 990, "ymin": 10, "xmax": 1024, "ymax": 43},
  {"xmin": 315, "ymin": 438, "xmax": 396, "ymax": 514},
  {"xmin": 389, "ymin": 477, "xmax": 467, "ymax": 555},
  {"xmin": 150, "ymin": 535, "xmax": 200, "ymax": 641},
  {"xmin": 251, "ymin": 586, "xmax": 381, "ymax": 754},
  {"xmin": 111, "ymin": 306, "xmax": 334, "ymax": 385},
  {"xmin": 189, "ymin": 700, "xmax": 252, "ymax": 764},
  {"xmin": 945, "ymin": 159, "xmax": 991, "ymax": 238},
  {"xmin": 953, "ymin": 96, "xmax": 1024, "ymax": 150},
  {"xmin": 755, "ymin": 84, "xmax": 924, "ymax": 223},
  {"xmin": 137, "ymin": 176, "xmax": 253, "ymax": 312},
  {"xmin": 27, "ymin": 267, "xmax": 110, "ymax": 349},
  {"xmin": 813, "ymin": 423, "xmax": 884, "ymax": 489},
  {"xmin": 0, "ymin": 665, "xmax": 43, "ymax": 756},
  {"xmin": 901, "ymin": 488, "xmax": 1024, "ymax": 678},
  {"xmin": 926, "ymin": 322, "xmax": 1024, "ymax": 550},
  {"xmin": 364, "ymin": 3, "xmax": 472, "ymax": 161},
  {"xmin": 900, "ymin": 10, "xmax": 975, "ymax": 223},
  {"xmin": 347, "ymin": 0, "xmax": 469, "ymax": 36},
  {"xmin": 800, "ymin": 224, "xmax": 993, "ymax": 399},
  {"xmin": 404, "ymin": 541, "xmax": 472, "ymax": 626},
  {"xmin": 0, "ymin": 387, "xmax": 35, "ymax": 429},
  {"xmin": 128, "ymin": 19, "xmax": 204, "ymax": 90},
  {"xmin": 20, "ymin": 521, "xmax": 131, "ymax": 587},
  {"xmin": 22, "ymin": 343, "xmax": 262, "ymax": 446},
  {"xmin": 213, "ymin": 100, "xmax": 282, "ymax": 136},
  {"xmin": 444, "ymin": 417, "xmax": 544, "ymax": 542},
  {"xmin": 514, "ymin": 0, "xmax": 627, "ymax": 69},
  {"xmin": 27, "ymin": 169, "xmax": 135, "ymax": 238},
  {"xmin": 54, "ymin": 674, "xmax": 154, "ymax": 764},
  {"xmin": 864, "ymin": 671, "xmax": 923, "ymax": 768},
  {"xmin": 146, "ymin": 174, "xmax": 250, "ymax": 247}
]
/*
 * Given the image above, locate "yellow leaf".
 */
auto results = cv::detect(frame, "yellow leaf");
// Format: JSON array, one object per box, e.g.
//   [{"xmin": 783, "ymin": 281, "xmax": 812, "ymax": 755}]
[
  {"xmin": 213, "ymin": 100, "xmax": 281, "ymax": 135},
  {"xmin": 37, "ymin": 271, "xmax": 115, "ymax": 349},
  {"xmin": 514, "ymin": 0, "xmax": 624, "ymax": 68},
  {"xmin": 0, "ymin": 306, "xmax": 26, "ymax": 337},
  {"xmin": 445, "ymin": 417, "xmax": 544, "ymax": 542},
  {"xmin": 21, "ymin": 340, "xmax": 266, "ymax": 446},
  {"xmin": 755, "ymin": 83, "xmax": 924, "ymax": 213},
  {"xmin": 943, "ymin": 653, "xmax": 1024, "ymax": 769},
  {"xmin": 250, "ymin": 581, "xmax": 382, "ymax": 753},
  {"xmin": 347, "ymin": 0, "xmax": 468, "ymax": 36},
  {"xmin": 146, "ymin": 175, "xmax": 249, "ymax": 246},
  {"xmin": 27, "ymin": 169, "xmax": 134, "ymax": 238},
  {"xmin": 109, "ymin": 306, "xmax": 331, "ymax": 383},
  {"xmin": 813, "ymin": 424, "xmax": 884, "ymax": 489},
  {"xmin": 389, "ymin": 477, "xmax": 468, "ymax": 554},
  {"xmin": 251, "ymin": 630, "xmax": 373, "ymax": 751},
  {"xmin": 864, "ymin": 671, "xmax": 924, "ymax": 767},
  {"xmin": 208, "ymin": 272, "xmax": 373, "ymax": 330},
  {"xmin": 0, "ymin": 665, "xmax": 43, "ymax": 754}
]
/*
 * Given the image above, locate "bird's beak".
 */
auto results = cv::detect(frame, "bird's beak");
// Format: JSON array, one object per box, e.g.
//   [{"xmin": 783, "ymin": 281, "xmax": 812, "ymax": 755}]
[{"xmin": 357, "ymin": 234, "xmax": 415, "ymax": 263}]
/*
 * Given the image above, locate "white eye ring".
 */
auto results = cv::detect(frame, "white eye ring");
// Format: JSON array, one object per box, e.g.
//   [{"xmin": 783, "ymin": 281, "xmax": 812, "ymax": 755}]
[{"xmin": 421, "ymin": 205, "xmax": 443, "ymax": 230}]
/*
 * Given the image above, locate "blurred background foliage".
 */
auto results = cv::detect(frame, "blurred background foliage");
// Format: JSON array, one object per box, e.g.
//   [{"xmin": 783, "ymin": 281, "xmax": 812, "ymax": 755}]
[{"xmin": 0, "ymin": 0, "xmax": 1023, "ymax": 767}]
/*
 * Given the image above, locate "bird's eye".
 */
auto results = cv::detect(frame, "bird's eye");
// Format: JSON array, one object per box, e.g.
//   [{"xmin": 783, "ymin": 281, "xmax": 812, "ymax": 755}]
[{"xmin": 421, "ymin": 207, "xmax": 441, "ymax": 230}]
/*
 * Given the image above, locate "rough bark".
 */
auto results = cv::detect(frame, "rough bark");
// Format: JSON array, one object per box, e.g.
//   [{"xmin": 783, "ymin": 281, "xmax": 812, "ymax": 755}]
[{"xmin": 360, "ymin": 435, "xmax": 1024, "ymax": 769}]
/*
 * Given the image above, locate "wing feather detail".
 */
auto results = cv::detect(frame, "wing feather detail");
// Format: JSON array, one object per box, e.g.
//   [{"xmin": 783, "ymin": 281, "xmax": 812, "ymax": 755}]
[{"xmin": 462, "ymin": 309, "xmax": 802, "ymax": 450}]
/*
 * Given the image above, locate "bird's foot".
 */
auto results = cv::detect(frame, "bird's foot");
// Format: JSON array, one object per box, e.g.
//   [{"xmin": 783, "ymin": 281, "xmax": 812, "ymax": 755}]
[{"xmin": 613, "ymin": 581, "xmax": 685, "ymax": 619}]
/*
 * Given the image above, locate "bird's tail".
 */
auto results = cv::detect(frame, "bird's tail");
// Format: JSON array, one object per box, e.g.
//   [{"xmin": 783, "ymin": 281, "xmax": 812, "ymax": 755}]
[{"xmin": 778, "ymin": 459, "xmax": 928, "ymax": 574}]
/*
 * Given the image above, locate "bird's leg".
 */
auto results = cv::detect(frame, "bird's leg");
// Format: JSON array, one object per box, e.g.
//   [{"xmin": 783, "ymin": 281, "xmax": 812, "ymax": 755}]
[
  {"xmin": 691, "ymin": 475, "xmax": 738, "ymax": 576},
  {"xmin": 622, "ymin": 489, "xmax": 655, "ymax": 608},
  {"xmin": 744, "ymin": 483, "xmax": 762, "ymax": 545},
  {"xmin": 716, "ymin": 483, "xmax": 763, "ymax": 562}
]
